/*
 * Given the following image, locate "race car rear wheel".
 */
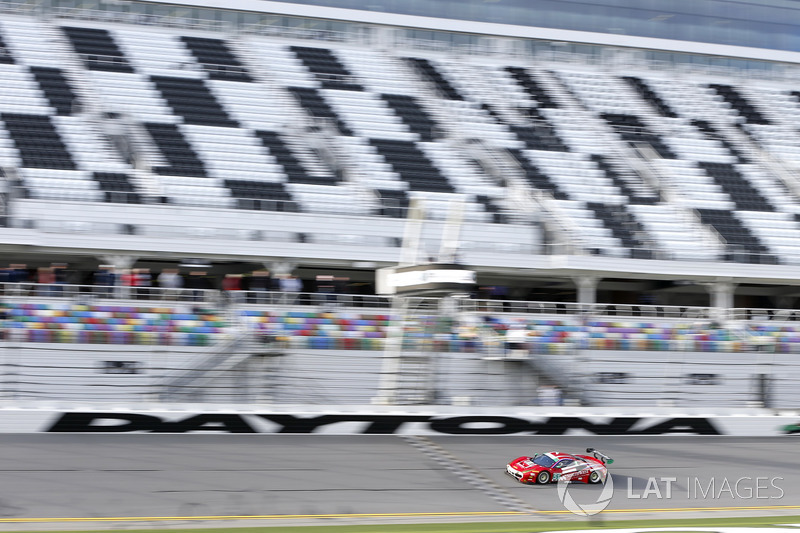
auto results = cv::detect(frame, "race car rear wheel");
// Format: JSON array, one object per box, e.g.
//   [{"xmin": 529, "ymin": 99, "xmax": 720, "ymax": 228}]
[
  {"xmin": 589, "ymin": 470, "xmax": 601, "ymax": 484},
  {"xmin": 536, "ymin": 471, "xmax": 551, "ymax": 484}
]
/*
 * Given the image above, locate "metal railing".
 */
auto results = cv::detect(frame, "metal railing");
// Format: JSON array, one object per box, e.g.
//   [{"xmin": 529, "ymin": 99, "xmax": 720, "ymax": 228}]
[
  {"xmin": 33, "ymin": 2, "xmax": 800, "ymax": 84},
  {"xmin": 12, "ymin": 193, "xmax": 496, "ymax": 223},
  {"xmin": 2, "ymin": 305, "xmax": 799, "ymax": 407},
  {"xmin": 0, "ymin": 2, "xmax": 35, "ymax": 16},
  {"xmin": 239, "ymin": 23, "xmax": 355, "ymax": 43},
  {"xmin": 227, "ymin": 290, "xmax": 394, "ymax": 308},
  {"xmin": 77, "ymin": 53, "xmax": 128, "ymax": 68},
  {"xmin": 199, "ymin": 63, "xmax": 250, "ymax": 76},
  {"xmin": 456, "ymin": 299, "xmax": 718, "ymax": 320},
  {"xmin": 0, "ymin": 282, "xmax": 219, "ymax": 304},
  {"xmin": 50, "ymin": 7, "xmax": 231, "ymax": 33},
  {"xmin": 4, "ymin": 282, "xmax": 798, "ymax": 323}
]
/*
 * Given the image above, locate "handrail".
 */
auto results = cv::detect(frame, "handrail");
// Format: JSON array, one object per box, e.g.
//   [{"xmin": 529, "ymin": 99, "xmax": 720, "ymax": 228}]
[
  {"xmin": 3, "ymin": 282, "xmax": 798, "ymax": 321},
  {"xmin": 629, "ymin": 143, "xmax": 727, "ymax": 251},
  {"xmin": 455, "ymin": 137, "xmax": 584, "ymax": 253},
  {"xmin": 37, "ymin": 4, "xmax": 800, "ymax": 84},
  {"xmin": 537, "ymin": 70, "xmax": 659, "ymax": 201},
  {"xmin": 198, "ymin": 63, "xmax": 249, "ymax": 76},
  {"xmin": 239, "ymin": 23, "xmax": 355, "ymax": 43},
  {"xmin": 0, "ymin": 282, "xmax": 220, "ymax": 304},
  {"xmin": 718, "ymin": 121, "xmax": 800, "ymax": 199},
  {"xmin": 50, "ymin": 7, "xmax": 231, "ymax": 33}
]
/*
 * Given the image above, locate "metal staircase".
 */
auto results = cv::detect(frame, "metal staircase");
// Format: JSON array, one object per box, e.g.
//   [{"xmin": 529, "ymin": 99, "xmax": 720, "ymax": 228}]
[
  {"xmin": 375, "ymin": 296, "xmax": 441, "ymax": 405},
  {"xmin": 160, "ymin": 315, "xmax": 284, "ymax": 402},
  {"xmin": 374, "ymin": 198, "xmax": 472, "ymax": 405},
  {"xmin": 536, "ymin": 68, "xmax": 661, "ymax": 199},
  {"xmin": 458, "ymin": 137, "xmax": 584, "ymax": 254},
  {"xmin": 630, "ymin": 143, "xmax": 727, "ymax": 252},
  {"xmin": 713, "ymin": 120, "xmax": 800, "ymax": 200},
  {"xmin": 39, "ymin": 19, "xmax": 166, "ymax": 203}
]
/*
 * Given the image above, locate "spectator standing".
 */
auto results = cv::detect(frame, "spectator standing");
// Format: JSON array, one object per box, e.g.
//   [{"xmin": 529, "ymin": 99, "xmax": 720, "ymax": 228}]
[
  {"xmin": 52, "ymin": 263, "xmax": 68, "ymax": 296},
  {"xmin": 135, "ymin": 268, "xmax": 152, "ymax": 300},
  {"xmin": 10, "ymin": 264, "xmax": 29, "ymax": 283},
  {"xmin": 184, "ymin": 271, "xmax": 200, "ymax": 301},
  {"xmin": 61, "ymin": 264, "xmax": 82, "ymax": 296},
  {"xmin": 248, "ymin": 270, "xmax": 272, "ymax": 304},
  {"xmin": 315, "ymin": 274, "xmax": 336, "ymax": 307},
  {"xmin": 9, "ymin": 264, "xmax": 29, "ymax": 296},
  {"xmin": 157, "ymin": 268, "xmax": 183, "ymax": 300},
  {"xmin": 0, "ymin": 266, "xmax": 10, "ymax": 295},
  {"xmin": 279, "ymin": 274, "xmax": 303, "ymax": 304},
  {"xmin": 185, "ymin": 271, "xmax": 212, "ymax": 302},
  {"xmin": 93, "ymin": 266, "xmax": 115, "ymax": 298},
  {"xmin": 222, "ymin": 274, "xmax": 244, "ymax": 304},
  {"xmin": 119, "ymin": 269, "xmax": 136, "ymax": 299},
  {"xmin": 36, "ymin": 266, "xmax": 56, "ymax": 296}
]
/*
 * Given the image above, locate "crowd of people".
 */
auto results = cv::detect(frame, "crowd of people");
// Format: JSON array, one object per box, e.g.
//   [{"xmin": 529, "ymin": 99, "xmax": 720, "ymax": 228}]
[{"xmin": 0, "ymin": 263, "xmax": 371, "ymax": 303}]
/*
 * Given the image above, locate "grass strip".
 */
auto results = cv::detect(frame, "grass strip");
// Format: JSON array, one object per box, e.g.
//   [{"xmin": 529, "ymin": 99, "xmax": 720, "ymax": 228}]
[{"xmin": 9, "ymin": 513, "xmax": 800, "ymax": 533}]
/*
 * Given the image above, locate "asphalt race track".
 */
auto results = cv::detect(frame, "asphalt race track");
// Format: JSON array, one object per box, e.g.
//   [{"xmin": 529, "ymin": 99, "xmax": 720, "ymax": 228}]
[{"xmin": 0, "ymin": 435, "xmax": 798, "ymax": 530}]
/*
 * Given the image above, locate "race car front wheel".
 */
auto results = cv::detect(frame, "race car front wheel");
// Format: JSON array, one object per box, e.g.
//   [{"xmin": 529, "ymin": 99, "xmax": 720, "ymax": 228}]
[
  {"xmin": 589, "ymin": 471, "xmax": 601, "ymax": 484},
  {"xmin": 536, "ymin": 471, "xmax": 551, "ymax": 484}
]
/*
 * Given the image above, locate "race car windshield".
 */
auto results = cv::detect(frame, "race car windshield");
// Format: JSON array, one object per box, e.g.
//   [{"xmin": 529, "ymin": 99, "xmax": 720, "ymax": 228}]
[{"xmin": 532, "ymin": 455, "xmax": 556, "ymax": 468}]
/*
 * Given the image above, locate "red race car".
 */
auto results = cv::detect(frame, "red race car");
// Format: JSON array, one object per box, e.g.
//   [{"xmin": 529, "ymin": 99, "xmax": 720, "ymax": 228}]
[{"xmin": 506, "ymin": 448, "xmax": 613, "ymax": 485}]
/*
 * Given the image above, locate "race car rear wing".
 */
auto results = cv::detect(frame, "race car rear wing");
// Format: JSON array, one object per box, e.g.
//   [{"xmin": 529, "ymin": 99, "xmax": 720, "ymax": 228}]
[{"xmin": 586, "ymin": 447, "xmax": 614, "ymax": 464}]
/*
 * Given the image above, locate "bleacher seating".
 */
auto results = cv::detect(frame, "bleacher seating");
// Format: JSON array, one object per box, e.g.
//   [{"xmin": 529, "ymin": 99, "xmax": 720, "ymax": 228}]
[
  {"xmin": 1, "ymin": 301, "xmax": 227, "ymax": 346},
  {"xmin": 2, "ymin": 4, "xmax": 800, "ymax": 408},
  {"xmin": 6, "ymin": 295, "xmax": 800, "ymax": 355},
  {"xmin": 1, "ymin": 12, "xmax": 799, "ymax": 264}
]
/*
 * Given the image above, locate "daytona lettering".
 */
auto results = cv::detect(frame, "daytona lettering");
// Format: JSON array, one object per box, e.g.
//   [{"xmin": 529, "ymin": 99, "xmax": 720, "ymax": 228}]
[{"xmin": 46, "ymin": 413, "xmax": 723, "ymax": 435}]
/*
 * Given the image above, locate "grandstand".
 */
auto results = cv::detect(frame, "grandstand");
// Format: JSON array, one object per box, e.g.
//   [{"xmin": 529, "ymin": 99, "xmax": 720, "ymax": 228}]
[{"xmin": 1, "ymin": 0, "xmax": 800, "ymax": 408}]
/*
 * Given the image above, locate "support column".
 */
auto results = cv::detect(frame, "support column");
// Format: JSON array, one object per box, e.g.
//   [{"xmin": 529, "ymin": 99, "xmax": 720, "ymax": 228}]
[
  {"xmin": 706, "ymin": 280, "xmax": 736, "ymax": 322},
  {"xmin": 265, "ymin": 261, "xmax": 297, "ymax": 277},
  {"xmin": 573, "ymin": 276, "xmax": 599, "ymax": 310},
  {"xmin": 99, "ymin": 255, "xmax": 137, "ymax": 271}
]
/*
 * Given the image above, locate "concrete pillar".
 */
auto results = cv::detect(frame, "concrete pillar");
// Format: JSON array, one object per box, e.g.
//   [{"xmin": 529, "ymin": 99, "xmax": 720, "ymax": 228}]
[
  {"xmin": 706, "ymin": 280, "xmax": 736, "ymax": 322},
  {"xmin": 265, "ymin": 261, "xmax": 297, "ymax": 277},
  {"xmin": 573, "ymin": 276, "xmax": 599, "ymax": 309},
  {"xmin": 99, "ymin": 255, "xmax": 137, "ymax": 271}
]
